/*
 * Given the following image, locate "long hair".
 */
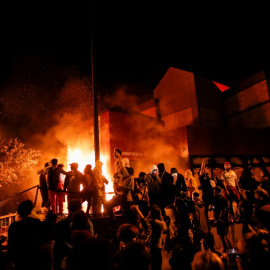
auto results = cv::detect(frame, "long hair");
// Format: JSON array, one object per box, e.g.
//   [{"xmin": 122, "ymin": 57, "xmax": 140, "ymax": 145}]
[
  {"xmin": 148, "ymin": 204, "xmax": 163, "ymax": 221},
  {"xmin": 192, "ymin": 250, "xmax": 224, "ymax": 270}
]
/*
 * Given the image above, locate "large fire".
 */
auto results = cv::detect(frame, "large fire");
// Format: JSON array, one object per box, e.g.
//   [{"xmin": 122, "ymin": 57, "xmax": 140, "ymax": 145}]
[{"xmin": 61, "ymin": 146, "xmax": 114, "ymax": 214}]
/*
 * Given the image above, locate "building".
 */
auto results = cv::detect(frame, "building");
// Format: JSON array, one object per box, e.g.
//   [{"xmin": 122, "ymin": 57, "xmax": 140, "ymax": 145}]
[{"xmin": 102, "ymin": 67, "xmax": 270, "ymax": 181}]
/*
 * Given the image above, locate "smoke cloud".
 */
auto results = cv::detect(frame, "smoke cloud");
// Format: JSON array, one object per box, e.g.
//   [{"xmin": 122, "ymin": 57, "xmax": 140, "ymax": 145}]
[{"xmin": 0, "ymin": 56, "xmax": 187, "ymax": 200}]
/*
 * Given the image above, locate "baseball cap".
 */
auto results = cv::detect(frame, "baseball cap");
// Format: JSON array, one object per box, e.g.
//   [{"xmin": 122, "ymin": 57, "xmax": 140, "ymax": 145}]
[{"xmin": 69, "ymin": 162, "xmax": 79, "ymax": 168}]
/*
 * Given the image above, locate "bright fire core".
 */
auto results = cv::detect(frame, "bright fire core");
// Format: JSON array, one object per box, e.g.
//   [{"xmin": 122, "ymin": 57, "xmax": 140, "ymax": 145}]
[{"xmin": 61, "ymin": 147, "xmax": 114, "ymax": 214}]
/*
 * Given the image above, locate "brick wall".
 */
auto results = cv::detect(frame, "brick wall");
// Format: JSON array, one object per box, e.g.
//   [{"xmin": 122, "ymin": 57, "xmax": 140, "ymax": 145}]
[{"xmin": 223, "ymin": 80, "xmax": 270, "ymax": 128}]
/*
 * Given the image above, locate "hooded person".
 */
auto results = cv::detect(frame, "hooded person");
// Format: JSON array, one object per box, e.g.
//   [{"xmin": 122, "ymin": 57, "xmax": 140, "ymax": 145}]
[
  {"xmin": 170, "ymin": 167, "xmax": 187, "ymax": 198},
  {"xmin": 146, "ymin": 165, "xmax": 162, "ymax": 207},
  {"xmin": 184, "ymin": 169, "xmax": 199, "ymax": 199}
]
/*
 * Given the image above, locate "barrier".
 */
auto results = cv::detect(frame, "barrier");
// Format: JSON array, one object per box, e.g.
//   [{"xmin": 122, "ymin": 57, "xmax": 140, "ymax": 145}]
[{"xmin": 0, "ymin": 185, "xmax": 42, "ymax": 219}]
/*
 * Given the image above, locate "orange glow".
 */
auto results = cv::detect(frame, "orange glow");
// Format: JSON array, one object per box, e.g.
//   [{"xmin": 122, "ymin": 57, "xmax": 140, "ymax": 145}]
[{"xmin": 61, "ymin": 145, "xmax": 114, "ymax": 214}]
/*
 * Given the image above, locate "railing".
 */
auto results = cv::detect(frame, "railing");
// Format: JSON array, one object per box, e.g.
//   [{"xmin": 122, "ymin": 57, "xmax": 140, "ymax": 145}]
[
  {"xmin": 0, "ymin": 213, "xmax": 16, "ymax": 234},
  {"xmin": 0, "ymin": 185, "xmax": 41, "ymax": 232}
]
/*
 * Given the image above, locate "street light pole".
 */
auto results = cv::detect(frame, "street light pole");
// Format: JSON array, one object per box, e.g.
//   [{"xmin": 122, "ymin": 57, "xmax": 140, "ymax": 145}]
[{"xmin": 90, "ymin": 4, "xmax": 100, "ymax": 162}]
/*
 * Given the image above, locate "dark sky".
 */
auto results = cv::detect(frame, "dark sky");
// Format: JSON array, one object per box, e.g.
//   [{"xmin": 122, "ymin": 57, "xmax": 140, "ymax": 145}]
[
  {"xmin": 1, "ymin": 2, "xmax": 269, "ymax": 89},
  {"xmin": 0, "ymin": 2, "xmax": 269, "ymax": 138},
  {"xmin": 0, "ymin": 2, "xmax": 269, "ymax": 193}
]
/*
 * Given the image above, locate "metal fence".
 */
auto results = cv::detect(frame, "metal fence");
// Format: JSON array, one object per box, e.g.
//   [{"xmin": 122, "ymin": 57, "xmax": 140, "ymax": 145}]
[{"xmin": 0, "ymin": 185, "xmax": 42, "ymax": 231}]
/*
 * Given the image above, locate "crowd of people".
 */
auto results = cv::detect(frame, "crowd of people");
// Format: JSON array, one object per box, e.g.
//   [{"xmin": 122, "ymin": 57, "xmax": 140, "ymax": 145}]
[{"xmin": 2, "ymin": 151, "xmax": 270, "ymax": 270}]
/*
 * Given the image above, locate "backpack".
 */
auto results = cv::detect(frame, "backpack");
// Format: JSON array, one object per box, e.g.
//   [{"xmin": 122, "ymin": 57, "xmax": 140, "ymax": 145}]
[{"xmin": 47, "ymin": 167, "xmax": 60, "ymax": 191}]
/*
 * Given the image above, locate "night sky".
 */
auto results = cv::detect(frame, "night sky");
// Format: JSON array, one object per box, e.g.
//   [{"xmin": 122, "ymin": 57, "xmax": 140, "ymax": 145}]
[
  {"xmin": 0, "ymin": 2, "xmax": 269, "ymax": 198},
  {"xmin": 0, "ymin": 2, "xmax": 269, "ymax": 138}
]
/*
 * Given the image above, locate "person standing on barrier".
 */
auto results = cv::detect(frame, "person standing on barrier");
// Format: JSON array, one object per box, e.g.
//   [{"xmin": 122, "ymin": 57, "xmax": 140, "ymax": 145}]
[
  {"xmin": 47, "ymin": 158, "xmax": 73, "ymax": 214},
  {"xmin": 56, "ymin": 163, "xmax": 65, "ymax": 216},
  {"xmin": 64, "ymin": 162, "xmax": 86, "ymax": 204},
  {"xmin": 92, "ymin": 160, "xmax": 109, "ymax": 214},
  {"xmin": 106, "ymin": 149, "xmax": 134, "ymax": 219},
  {"xmin": 37, "ymin": 162, "xmax": 50, "ymax": 209},
  {"xmin": 82, "ymin": 164, "xmax": 98, "ymax": 215}
]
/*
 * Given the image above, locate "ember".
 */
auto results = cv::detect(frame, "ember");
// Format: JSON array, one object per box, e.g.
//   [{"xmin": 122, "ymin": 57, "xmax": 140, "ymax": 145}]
[{"xmin": 61, "ymin": 146, "xmax": 114, "ymax": 214}]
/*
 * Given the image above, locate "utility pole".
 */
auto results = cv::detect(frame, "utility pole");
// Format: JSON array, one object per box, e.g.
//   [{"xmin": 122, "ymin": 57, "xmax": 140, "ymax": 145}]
[{"xmin": 90, "ymin": 3, "xmax": 100, "ymax": 162}]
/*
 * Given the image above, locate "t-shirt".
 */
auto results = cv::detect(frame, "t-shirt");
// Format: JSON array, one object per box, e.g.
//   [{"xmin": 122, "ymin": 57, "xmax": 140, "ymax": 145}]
[{"xmin": 221, "ymin": 170, "xmax": 237, "ymax": 187}]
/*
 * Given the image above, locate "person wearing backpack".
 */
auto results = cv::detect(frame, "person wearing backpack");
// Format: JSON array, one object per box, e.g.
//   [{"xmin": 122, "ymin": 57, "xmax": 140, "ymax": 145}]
[{"xmin": 47, "ymin": 158, "xmax": 74, "ymax": 215}]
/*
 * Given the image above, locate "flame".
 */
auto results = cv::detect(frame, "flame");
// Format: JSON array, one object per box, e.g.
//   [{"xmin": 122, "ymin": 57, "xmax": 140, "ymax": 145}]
[{"xmin": 62, "ymin": 146, "xmax": 114, "ymax": 214}]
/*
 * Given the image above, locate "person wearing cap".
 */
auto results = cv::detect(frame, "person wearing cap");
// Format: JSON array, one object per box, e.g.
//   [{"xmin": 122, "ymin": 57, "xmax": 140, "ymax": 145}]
[
  {"xmin": 64, "ymin": 162, "xmax": 86, "ymax": 204},
  {"xmin": 146, "ymin": 165, "xmax": 162, "ymax": 207},
  {"xmin": 221, "ymin": 161, "xmax": 241, "ymax": 222}
]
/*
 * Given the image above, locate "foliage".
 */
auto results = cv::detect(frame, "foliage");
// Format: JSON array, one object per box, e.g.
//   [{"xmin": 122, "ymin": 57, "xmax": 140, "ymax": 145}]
[{"xmin": 0, "ymin": 138, "xmax": 40, "ymax": 186}]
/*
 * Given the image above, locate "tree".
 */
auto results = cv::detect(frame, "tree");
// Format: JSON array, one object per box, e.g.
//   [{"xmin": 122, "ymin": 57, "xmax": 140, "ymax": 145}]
[{"xmin": 0, "ymin": 138, "xmax": 40, "ymax": 186}]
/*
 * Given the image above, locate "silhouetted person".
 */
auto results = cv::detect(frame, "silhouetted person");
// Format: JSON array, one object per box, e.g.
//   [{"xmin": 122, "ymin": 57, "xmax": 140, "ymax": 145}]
[
  {"xmin": 239, "ymin": 158, "xmax": 258, "ymax": 203},
  {"xmin": 69, "ymin": 210, "xmax": 94, "ymax": 246},
  {"xmin": 64, "ymin": 162, "xmax": 85, "ymax": 203},
  {"xmin": 133, "ymin": 171, "xmax": 150, "ymax": 217},
  {"xmin": 118, "ymin": 241, "xmax": 151, "ymax": 270},
  {"xmin": 170, "ymin": 167, "xmax": 187, "ymax": 198},
  {"xmin": 82, "ymin": 164, "xmax": 98, "ymax": 215},
  {"xmin": 53, "ymin": 199, "xmax": 83, "ymax": 270},
  {"xmin": 92, "ymin": 160, "xmax": 109, "ymax": 214},
  {"xmin": 254, "ymin": 187, "xmax": 269, "ymax": 214},
  {"xmin": 48, "ymin": 158, "xmax": 73, "ymax": 214},
  {"xmin": 146, "ymin": 204, "xmax": 167, "ymax": 270},
  {"xmin": 239, "ymin": 199, "xmax": 259, "ymax": 234},
  {"xmin": 146, "ymin": 165, "xmax": 162, "ymax": 208},
  {"xmin": 213, "ymin": 186, "xmax": 232, "ymax": 252},
  {"xmin": 7, "ymin": 199, "xmax": 42, "ymax": 270},
  {"xmin": 40, "ymin": 210, "xmax": 58, "ymax": 270},
  {"xmin": 157, "ymin": 162, "xmax": 174, "ymax": 208},
  {"xmin": 64, "ymin": 238, "xmax": 115, "ymax": 270},
  {"xmin": 114, "ymin": 223, "xmax": 140, "ymax": 267},
  {"xmin": 37, "ymin": 162, "xmax": 50, "ymax": 209},
  {"xmin": 199, "ymin": 158, "xmax": 214, "ymax": 221},
  {"xmin": 191, "ymin": 250, "xmax": 225, "ymax": 270}
]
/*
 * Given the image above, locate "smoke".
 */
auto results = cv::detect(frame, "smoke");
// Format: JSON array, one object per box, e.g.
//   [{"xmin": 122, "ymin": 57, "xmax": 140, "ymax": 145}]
[
  {"xmin": 0, "ymin": 58, "xmax": 187, "ymax": 198},
  {"xmin": 104, "ymin": 86, "xmax": 140, "ymax": 111},
  {"xmin": 0, "ymin": 56, "xmax": 99, "ymax": 192},
  {"xmin": 103, "ymin": 87, "xmax": 188, "ymax": 176}
]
